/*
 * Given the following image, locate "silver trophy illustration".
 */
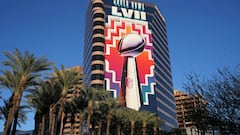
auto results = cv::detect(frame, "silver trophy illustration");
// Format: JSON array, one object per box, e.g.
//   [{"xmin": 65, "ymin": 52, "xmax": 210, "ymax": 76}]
[{"xmin": 118, "ymin": 33, "xmax": 145, "ymax": 110}]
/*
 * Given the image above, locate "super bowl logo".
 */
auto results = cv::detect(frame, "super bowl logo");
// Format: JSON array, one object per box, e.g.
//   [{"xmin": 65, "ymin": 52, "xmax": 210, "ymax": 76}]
[
  {"xmin": 104, "ymin": 15, "xmax": 155, "ymax": 111},
  {"xmin": 111, "ymin": 0, "xmax": 146, "ymax": 20}
]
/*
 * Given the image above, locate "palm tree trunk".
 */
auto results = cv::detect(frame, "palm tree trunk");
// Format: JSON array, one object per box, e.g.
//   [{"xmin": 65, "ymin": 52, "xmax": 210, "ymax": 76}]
[
  {"xmin": 40, "ymin": 114, "xmax": 46, "ymax": 135},
  {"xmin": 59, "ymin": 112, "xmax": 65, "ymax": 135},
  {"xmin": 153, "ymin": 127, "xmax": 157, "ymax": 135},
  {"xmin": 49, "ymin": 105, "xmax": 54, "ymax": 135},
  {"xmin": 11, "ymin": 110, "xmax": 19, "ymax": 135},
  {"xmin": 3, "ymin": 116, "xmax": 12, "ymax": 135},
  {"xmin": 50, "ymin": 106, "xmax": 56, "ymax": 135},
  {"xmin": 91, "ymin": 126, "xmax": 95, "ymax": 135},
  {"xmin": 106, "ymin": 113, "xmax": 112, "ymax": 135},
  {"xmin": 79, "ymin": 113, "xmax": 84, "ymax": 135},
  {"xmin": 38, "ymin": 123, "xmax": 42, "ymax": 135},
  {"xmin": 97, "ymin": 121, "xmax": 102, "ymax": 135},
  {"xmin": 130, "ymin": 121, "xmax": 135, "ymax": 135},
  {"xmin": 86, "ymin": 101, "xmax": 93, "ymax": 134},
  {"xmin": 70, "ymin": 114, "xmax": 74, "ymax": 135},
  {"xmin": 117, "ymin": 124, "xmax": 121, "ymax": 135},
  {"xmin": 3, "ymin": 91, "xmax": 23, "ymax": 135},
  {"xmin": 3, "ymin": 99, "xmax": 15, "ymax": 135},
  {"xmin": 142, "ymin": 126, "xmax": 147, "ymax": 135},
  {"xmin": 57, "ymin": 99, "xmax": 64, "ymax": 135}
]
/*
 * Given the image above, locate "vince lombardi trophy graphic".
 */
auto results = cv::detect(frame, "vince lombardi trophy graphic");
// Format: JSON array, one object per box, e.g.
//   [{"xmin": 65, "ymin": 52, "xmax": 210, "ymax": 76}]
[{"xmin": 118, "ymin": 33, "xmax": 145, "ymax": 110}]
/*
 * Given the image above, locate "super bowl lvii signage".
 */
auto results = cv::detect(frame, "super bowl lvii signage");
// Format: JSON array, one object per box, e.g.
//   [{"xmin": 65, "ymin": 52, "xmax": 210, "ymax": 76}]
[{"xmin": 105, "ymin": 0, "xmax": 156, "ymax": 111}]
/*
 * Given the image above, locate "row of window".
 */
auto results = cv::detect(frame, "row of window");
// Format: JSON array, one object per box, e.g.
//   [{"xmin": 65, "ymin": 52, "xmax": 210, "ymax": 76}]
[
  {"xmin": 92, "ymin": 64, "xmax": 104, "ymax": 70},
  {"xmin": 92, "ymin": 55, "xmax": 104, "ymax": 61},
  {"xmin": 93, "ymin": 20, "xmax": 104, "ymax": 27},
  {"xmin": 93, "ymin": 28, "xmax": 104, "ymax": 35},
  {"xmin": 93, "ymin": 2, "xmax": 104, "ymax": 9},
  {"xmin": 156, "ymin": 91, "xmax": 176, "ymax": 116},
  {"xmin": 92, "ymin": 46, "xmax": 104, "ymax": 52},
  {"xmin": 94, "ymin": 12, "xmax": 104, "ymax": 19},
  {"xmin": 90, "ymin": 3, "xmax": 105, "ymax": 88},
  {"xmin": 158, "ymin": 109, "xmax": 178, "ymax": 128},
  {"xmin": 92, "ymin": 36, "xmax": 104, "ymax": 43}
]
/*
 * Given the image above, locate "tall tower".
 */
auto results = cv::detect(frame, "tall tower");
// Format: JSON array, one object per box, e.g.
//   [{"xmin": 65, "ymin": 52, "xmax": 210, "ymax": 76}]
[{"xmin": 83, "ymin": 0, "xmax": 178, "ymax": 129}]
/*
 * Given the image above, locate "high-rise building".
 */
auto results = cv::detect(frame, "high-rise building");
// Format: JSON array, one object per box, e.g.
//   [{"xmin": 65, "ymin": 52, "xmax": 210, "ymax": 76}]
[
  {"xmin": 83, "ymin": 0, "xmax": 177, "ymax": 129},
  {"xmin": 174, "ymin": 90, "xmax": 208, "ymax": 135}
]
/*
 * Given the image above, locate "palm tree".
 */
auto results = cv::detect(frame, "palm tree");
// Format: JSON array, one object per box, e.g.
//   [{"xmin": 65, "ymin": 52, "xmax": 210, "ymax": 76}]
[
  {"xmin": 126, "ymin": 109, "xmax": 140, "ymax": 135},
  {"xmin": 138, "ymin": 110, "xmax": 160, "ymax": 135},
  {"xmin": 62, "ymin": 90, "xmax": 87, "ymax": 135},
  {"xmin": 91, "ymin": 100, "xmax": 107, "ymax": 135},
  {"xmin": 0, "ymin": 71, "xmax": 21, "ymax": 134},
  {"xmin": 71, "ymin": 93, "xmax": 87, "ymax": 135},
  {"xmin": 149, "ymin": 114, "xmax": 164, "ymax": 135},
  {"xmin": 0, "ymin": 49, "xmax": 52, "ymax": 135},
  {"xmin": 0, "ymin": 99, "xmax": 12, "ymax": 125},
  {"xmin": 52, "ymin": 65, "xmax": 83, "ymax": 135},
  {"xmin": 47, "ymin": 80, "xmax": 63, "ymax": 135},
  {"xmin": 62, "ymin": 92, "xmax": 87, "ymax": 135},
  {"xmin": 27, "ymin": 86, "xmax": 46, "ymax": 135},
  {"xmin": 63, "ymin": 99, "xmax": 75, "ymax": 135},
  {"xmin": 11, "ymin": 104, "xmax": 29, "ymax": 135},
  {"xmin": 116, "ymin": 108, "xmax": 140, "ymax": 135},
  {"xmin": 112, "ymin": 109, "xmax": 125, "ymax": 135},
  {"xmin": 0, "ymin": 97, "xmax": 29, "ymax": 135},
  {"xmin": 84, "ymin": 86, "xmax": 111, "ymax": 134},
  {"xmin": 26, "ymin": 80, "xmax": 62, "ymax": 135},
  {"xmin": 102, "ymin": 98, "xmax": 121, "ymax": 135}
]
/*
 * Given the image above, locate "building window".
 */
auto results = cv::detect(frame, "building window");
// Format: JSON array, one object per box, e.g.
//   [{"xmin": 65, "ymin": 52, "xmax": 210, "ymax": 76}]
[
  {"xmin": 94, "ymin": 13, "xmax": 104, "ymax": 18},
  {"xmin": 92, "ymin": 55, "xmax": 104, "ymax": 61},
  {"xmin": 93, "ymin": 37, "xmax": 104, "ymax": 43},
  {"xmin": 92, "ymin": 46, "xmax": 104, "ymax": 52},
  {"xmin": 91, "ymin": 84, "xmax": 103, "ymax": 88},
  {"xmin": 93, "ymin": 3, "xmax": 104, "ymax": 9},
  {"xmin": 92, "ymin": 64, "xmax": 104, "ymax": 70},
  {"xmin": 93, "ymin": 29, "xmax": 104, "ymax": 34},
  {"xmin": 92, "ymin": 74, "xmax": 104, "ymax": 80},
  {"xmin": 93, "ymin": 21, "xmax": 104, "ymax": 26}
]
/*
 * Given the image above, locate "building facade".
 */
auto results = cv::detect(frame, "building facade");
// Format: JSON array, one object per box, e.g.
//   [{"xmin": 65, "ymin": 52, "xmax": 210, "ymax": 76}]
[
  {"xmin": 174, "ymin": 90, "xmax": 208, "ymax": 135},
  {"xmin": 83, "ymin": 0, "xmax": 177, "ymax": 129}
]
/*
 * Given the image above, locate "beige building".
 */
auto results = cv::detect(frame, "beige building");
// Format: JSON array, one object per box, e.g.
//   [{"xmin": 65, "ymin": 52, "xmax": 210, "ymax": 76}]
[{"xmin": 174, "ymin": 90, "xmax": 208, "ymax": 135}]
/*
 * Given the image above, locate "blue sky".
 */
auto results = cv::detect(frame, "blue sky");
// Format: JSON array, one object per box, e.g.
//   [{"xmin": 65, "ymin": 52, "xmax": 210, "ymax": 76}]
[{"xmin": 0, "ymin": 0, "xmax": 240, "ymax": 131}]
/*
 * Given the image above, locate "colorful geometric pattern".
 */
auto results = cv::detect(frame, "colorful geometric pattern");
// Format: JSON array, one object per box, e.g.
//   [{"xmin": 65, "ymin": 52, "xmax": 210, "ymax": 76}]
[{"xmin": 104, "ymin": 15, "xmax": 155, "ymax": 105}]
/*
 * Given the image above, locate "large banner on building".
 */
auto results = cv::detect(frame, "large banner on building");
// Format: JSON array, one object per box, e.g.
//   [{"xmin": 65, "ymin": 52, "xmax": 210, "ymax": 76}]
[{"xmin": 104, "ymin": 0, "xmax": 156, "ymax": 111}]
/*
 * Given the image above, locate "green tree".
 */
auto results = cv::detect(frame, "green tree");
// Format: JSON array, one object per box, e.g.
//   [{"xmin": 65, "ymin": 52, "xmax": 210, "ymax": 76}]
[
  {"xmin": 138, "ymin": 110, "xmax": 162, "ymax": 135},
  {"xmin": 93, "ymin": 97, "xmax": 120, "ymax": 135},
  {"xmin": 117, "ymin": 108, "xmax": 140, "ymax": 135},
  {"xmin": 150, "ymin": 114, "xmax": 164, "ymax": 135},
  {"xmin": 112, "ymin": 107, "xmax": 127, "ymax": 135},
  {"xmin": 91, "ymin": 101, "xmax": 106, "ymax": 135},
  {"xmin": 0, "ymin": 49, "xmax": 52, "ymax": 135},
  {"xmin": 84, "ymin": 86, "xmax": 111, "ymax": 134},
  {"xmin": 26, "ymin": 80, "xmax": 62, "ymax": 135},
  {"xmin": 184, "ymin": 67, "xmax": 240, "ymax": 134},
  {"xmin": 62, "ymin": 90, "xmax": 87, "ymax": 135},
  {"xmin": 63, "ymin": 99, "xmax": 76, "ymax": 135},
  {"xmin": 52, "ymin": 65, "xmax": 83, "ymax": 135},
  {"xmin": 103, "ymin": 98, "xmax": 120, "ymax": 135},
  {"xmin": 0, "ymin": 96, "xmax": 29, "ymax": 135}
]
